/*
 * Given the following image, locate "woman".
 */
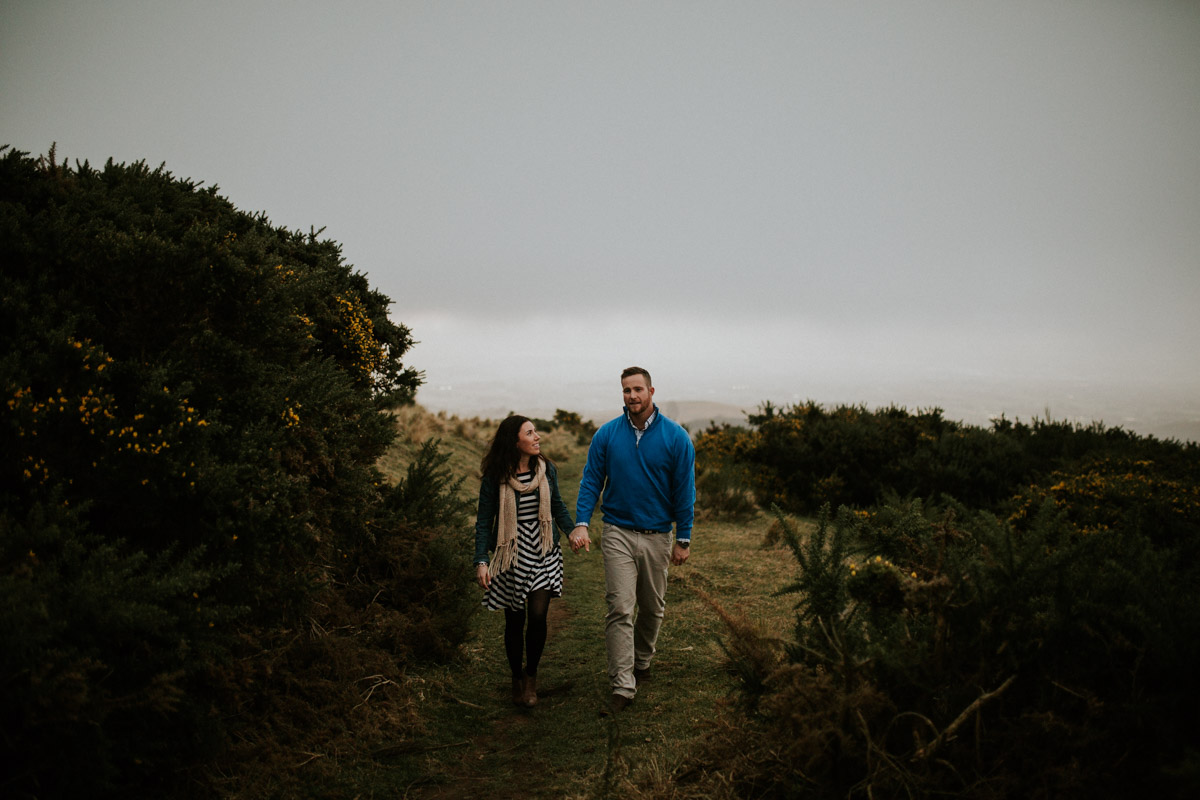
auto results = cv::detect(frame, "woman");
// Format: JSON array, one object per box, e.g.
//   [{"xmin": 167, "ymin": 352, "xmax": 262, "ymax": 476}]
[{"xmin": 474, "ymin": 415, "xmax": 577, "ymax": 707}]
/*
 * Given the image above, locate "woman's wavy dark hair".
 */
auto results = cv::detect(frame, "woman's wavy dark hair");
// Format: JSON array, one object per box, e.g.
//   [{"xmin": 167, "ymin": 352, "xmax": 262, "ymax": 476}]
[{"xmin": 480, "ymin": 414, "xmax": 549, "ymax": 482}]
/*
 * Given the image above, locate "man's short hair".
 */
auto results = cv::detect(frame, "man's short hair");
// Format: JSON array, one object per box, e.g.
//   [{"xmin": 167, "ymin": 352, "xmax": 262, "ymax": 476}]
[{"xmin": 621, "ymin": 366, "xmax": 652, "ymax": 387}]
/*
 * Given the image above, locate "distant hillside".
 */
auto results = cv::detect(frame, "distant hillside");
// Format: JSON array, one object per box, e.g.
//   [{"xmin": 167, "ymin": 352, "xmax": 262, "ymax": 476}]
[{"xmin": 657, "ymin": 400, "xmax": 752, "ymax": 432}]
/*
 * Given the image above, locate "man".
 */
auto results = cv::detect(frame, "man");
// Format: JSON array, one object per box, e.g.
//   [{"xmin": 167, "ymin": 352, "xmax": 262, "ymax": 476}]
[{"xmin": 568, "ymin": 366, "xmax": 696, "ymax": 714}]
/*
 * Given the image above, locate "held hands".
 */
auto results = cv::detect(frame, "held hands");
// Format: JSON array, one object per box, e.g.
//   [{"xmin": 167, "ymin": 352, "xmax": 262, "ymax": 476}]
[
  {"xmin": 569, "ymin": 524, "xmax": 592, "ymax": 554},
  {"xmin": 481, "ymin": 525, "xmax": 590, "ymax": 591}
]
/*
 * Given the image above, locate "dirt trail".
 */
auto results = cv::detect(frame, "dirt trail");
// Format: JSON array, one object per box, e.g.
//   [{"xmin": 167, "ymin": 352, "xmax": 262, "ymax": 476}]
[{"xmin": 405, "ymin": 601, "xmax": 578, "ymax": 800}]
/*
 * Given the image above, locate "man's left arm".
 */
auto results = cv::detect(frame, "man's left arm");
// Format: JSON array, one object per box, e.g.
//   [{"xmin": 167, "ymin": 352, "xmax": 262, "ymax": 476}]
[{"xmin": 671, "ymin": 433, "xmax": 696, "ymax": 566}]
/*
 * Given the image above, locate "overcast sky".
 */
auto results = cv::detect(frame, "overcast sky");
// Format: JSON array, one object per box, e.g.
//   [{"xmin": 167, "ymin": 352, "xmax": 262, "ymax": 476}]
[{"xmin": 4, "ymin": 1, "xmax": 1199, "ymax": 431}]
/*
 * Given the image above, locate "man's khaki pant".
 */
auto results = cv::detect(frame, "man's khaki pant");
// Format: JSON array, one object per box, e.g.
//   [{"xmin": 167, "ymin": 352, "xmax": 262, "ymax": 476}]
[{"xmin": 602, "ymin": 524, "xmax": 673, "ymax": 699}]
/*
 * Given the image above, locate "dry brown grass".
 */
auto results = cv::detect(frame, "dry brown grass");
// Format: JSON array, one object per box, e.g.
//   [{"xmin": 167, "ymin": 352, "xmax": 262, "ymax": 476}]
[
  {"xmin": 203, "ymin": 577, "xmax": 445, "ymax": 799},
  {"xmin": 376, "ymin": 406, "xmax": 499, "ymax": 493},
  {"xmin": 387, "ymin": 405, "xmax": 497, "ymax": 450},
  {"xmin": 377, "ymin": 404, "xmax": 590, "ymax": 490}
]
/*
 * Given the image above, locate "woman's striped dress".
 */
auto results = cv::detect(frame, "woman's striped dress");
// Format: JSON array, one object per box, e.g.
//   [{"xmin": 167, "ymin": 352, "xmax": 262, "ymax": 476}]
[{"xmin": 482, "ymin": 471, "xmax": 564, "ymax": 611}]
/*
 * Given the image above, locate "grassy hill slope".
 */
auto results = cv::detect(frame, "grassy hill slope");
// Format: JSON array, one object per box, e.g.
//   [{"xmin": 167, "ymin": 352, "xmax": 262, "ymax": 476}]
[{"xmin": 351, "ymin": 405, "xmax": 801, "ymax": 799}]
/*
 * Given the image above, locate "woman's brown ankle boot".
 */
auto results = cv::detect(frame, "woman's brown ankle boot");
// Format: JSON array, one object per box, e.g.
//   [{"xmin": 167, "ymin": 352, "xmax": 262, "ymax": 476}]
[{"xmin": 522, "ymin": 674, "xmax": 538, "ymax": 707}]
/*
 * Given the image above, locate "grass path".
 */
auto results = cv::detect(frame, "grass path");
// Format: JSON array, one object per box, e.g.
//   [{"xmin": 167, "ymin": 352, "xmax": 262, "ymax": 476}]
[{"xmin": 367, "ymin": 426, "xmax": 803, "ymax": 799}]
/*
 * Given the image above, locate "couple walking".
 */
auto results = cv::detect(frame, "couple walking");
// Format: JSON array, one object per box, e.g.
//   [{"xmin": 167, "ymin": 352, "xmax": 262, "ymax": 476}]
[{"xmin": 472, "ymin": 366, "xmax": 696, "ymax": 713}]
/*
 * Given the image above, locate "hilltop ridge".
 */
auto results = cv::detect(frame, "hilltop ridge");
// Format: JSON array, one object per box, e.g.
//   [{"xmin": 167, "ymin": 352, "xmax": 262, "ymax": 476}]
[{"xmin": 416, "ymin": 379, "xmax": 1200, "ymax": 443}]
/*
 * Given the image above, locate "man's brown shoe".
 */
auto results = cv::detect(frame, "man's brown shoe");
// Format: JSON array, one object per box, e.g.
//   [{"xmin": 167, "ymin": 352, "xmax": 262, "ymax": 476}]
[
  {"xmin": 601, "ymin": 693, "xmax": 632, "ymax": 716},
  {"xmin": 634, "ymin": 667, "xmax": 651, "ymax": 684}
]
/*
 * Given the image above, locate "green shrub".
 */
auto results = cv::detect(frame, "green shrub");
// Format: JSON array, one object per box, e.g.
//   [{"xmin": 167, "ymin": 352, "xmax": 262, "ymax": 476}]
[
  {"xmin": 706, "ymin": 400, "xmax": 1197, "ymax": 515},
  {"xmin": 553, "ymin": 407, "xmax": 597, "ymax": 445},
  {"xmin": 0, "ymin": 145, "xmax": 443, "ymax": 796},
  {"xmin": 691, "ymin": 396, "xmax": 1200, "ymax": 797},
  {"xmin": 695, "ymin": 420, "xmax": 769, "ymax": 516},
  {"xmin": 714, "ymin": 497, "xmax": 1200, "ymax": 798},
  {"xmin": 385, "ymin": 438, "xmax": 471, "ymax": 530}
]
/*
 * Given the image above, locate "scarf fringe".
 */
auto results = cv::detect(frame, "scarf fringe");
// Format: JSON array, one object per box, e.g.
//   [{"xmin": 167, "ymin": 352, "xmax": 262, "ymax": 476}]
[{"xmin": 488, "ymin": 461, "xmax": 553, "ymax": 579}]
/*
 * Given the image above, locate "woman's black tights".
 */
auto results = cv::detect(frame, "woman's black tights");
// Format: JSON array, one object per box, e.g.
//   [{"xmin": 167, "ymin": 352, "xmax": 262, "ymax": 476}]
[{"xmin": 504, "ymin": 590, "xmax": 551, "ymax": 679}]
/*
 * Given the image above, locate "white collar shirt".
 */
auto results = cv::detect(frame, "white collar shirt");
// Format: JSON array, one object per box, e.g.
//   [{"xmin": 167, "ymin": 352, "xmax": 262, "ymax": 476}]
[{"xmin": 629, "ymin": 408, "xmax": 656, "ymax": 443}]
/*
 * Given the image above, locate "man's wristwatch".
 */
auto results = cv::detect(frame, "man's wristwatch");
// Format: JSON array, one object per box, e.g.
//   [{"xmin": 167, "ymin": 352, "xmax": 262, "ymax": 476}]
[{"xmin": 676, "ymin": 540, "xmax": 690, "ymax": 549}]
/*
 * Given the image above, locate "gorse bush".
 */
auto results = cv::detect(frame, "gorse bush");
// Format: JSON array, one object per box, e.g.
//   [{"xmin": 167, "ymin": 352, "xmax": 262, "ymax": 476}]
[
  {"xmin": 703, "ymin": 498, "xmax": 1200, "ymax": 798},
  {"xmin": 553, "ymin": 407, "xmax": 598, "ymax": 445},
  {"xmin": 690, "ymin": 398, "xmax": 1200, "ymax": 798},
  {"xmin": 694, "ymin": 422, "xmax": 758, "ymax": 519},
  {"xmin": 697, "ymin": 399, "xmax": 1197, "ymax": 514},
  {"xmin": 0, "ymin": 146, "xmax": 471, "ymax": 797}
]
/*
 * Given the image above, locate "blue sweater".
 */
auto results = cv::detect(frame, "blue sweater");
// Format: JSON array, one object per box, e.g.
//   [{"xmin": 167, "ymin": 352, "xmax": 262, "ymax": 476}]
[{"xmin": 575, "ymin": 406, "xmax": 696, "ymax": 539}]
